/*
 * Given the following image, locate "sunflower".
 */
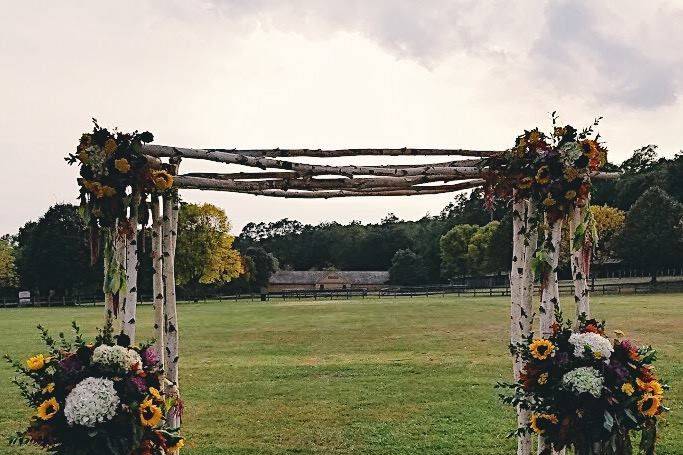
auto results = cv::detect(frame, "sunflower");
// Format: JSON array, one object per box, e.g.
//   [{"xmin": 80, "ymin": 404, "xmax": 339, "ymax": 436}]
[
  {"xmin": 535, "ymin": 165, "xmax": 550, "ymax": 185},
  {"xmin": 530, "ymin": 413, "xmax": 558, "ymax": 434},
  {"xmin": 140, "ymin": 399, "xmax": 163, "ymax": 427},
  {"xmin": 529, "ymin": 339, "xmax": 555, "ymax": 360},
  {"xmin": 542, "ymin": 195, "xmax": 556, "ymax": 207},
  {"xmin": 104, "ymin": 138, "xmax": 118, "ymax": 155},
  {"xmin": 621, "ymin": 383, "xmax": 635, "ymax": 396},
  {"xmin": 37, "ymin": 397, "xmax": 59, "ymax": 420},
  {"xmin": 149, "ymin": 387, "xmax": 163, "ymax": 402},
  {"xmin": 638, "ymin": 394, "xmax": 661, "ymax": 417},
  {"xmin": 528, "ymin": 130, "xmax": 543, "ymax": 145},
  {"xmin": 152, "ymin": 170, "xmax": 174, "ymax": 191},
  {"xmin": 167, "ymin": 438, "xmax": 185, "ymax": 453},
  {"xmin": 564, "ymin": 190, "xmax": 577, "ymax": 200},
  {"xmin": 114, "ymin": 158, "xmax": 131, "ymax": 173},
  {"xmin": 42, "ymin": 383, "xmax": 55, "ymax": 394},
  {"xmin": 26, "ymin": 354, "xmax": 48, "ymax": 371},
  {"xmin": 637, "ymin": 379, "xmax": 664, "ymax": 397}
]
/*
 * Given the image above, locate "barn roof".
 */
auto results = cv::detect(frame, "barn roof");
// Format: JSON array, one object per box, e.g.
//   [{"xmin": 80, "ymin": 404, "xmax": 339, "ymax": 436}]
[{"xmin": 269, "ymin": 270, "xmax": 390, "ymax": 285}]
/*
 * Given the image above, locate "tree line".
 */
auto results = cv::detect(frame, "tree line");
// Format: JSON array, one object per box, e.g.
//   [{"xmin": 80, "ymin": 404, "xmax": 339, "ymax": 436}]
[{"xmin": 1, "ymin": 146, "xmax": 682, "ymax": 300}]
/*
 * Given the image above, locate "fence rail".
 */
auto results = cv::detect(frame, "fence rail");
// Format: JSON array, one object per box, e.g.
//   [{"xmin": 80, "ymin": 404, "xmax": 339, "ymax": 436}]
[{"xmin": 3, "ymin": 280, "xmax": 683, "ymax": 308}]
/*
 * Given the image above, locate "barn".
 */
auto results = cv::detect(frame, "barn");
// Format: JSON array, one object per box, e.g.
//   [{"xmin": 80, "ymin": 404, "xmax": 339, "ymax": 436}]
[{"xmin": 267, "ymin": 270, "xmax": 390, "ymax": 292}]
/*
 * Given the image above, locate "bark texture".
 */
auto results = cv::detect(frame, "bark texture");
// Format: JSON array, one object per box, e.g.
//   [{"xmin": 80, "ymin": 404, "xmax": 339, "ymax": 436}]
[
  {"xmin": 122, "ymin": 201, "xmax": 139, "ymax": 343},
  {"xmin": 151, "ymin": 196, "xmax": 165, "ymax": 366},
  {"xmin": 569, "ymin": 204, "xmax": 591, "ymax": 320},
  {"xmin": 163, "ymin": 193, "xmax": 181, "ymax": 428}
]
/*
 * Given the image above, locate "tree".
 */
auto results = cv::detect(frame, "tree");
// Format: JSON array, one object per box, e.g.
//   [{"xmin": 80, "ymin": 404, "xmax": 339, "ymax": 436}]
[
  {"xmin": 440, "ymin": 224, "xmax": 479, "ymax": 279},
  {"xmin": 389, "ymin": 249, "xmax": 428, "ymax": 285},
  {"xmin": 466, "ymin": 221, "xmax": 500, "ymax": 275},
  {"xmin": 590, "ymin": 205, "xmax": 626, "ymax": 266},
  {"xmin": 0, "ymin": 235, "xmax": 19, "ymax": 291},
  {"xmin": 15, "ymin": 204, "xmax": 98, "ymax": 297},
  {"xmin": 614, "ymin": 187, "xmax": 683, "ymax": 283},
  {"xmin": 243, "ymin": 246, "xmax": 279, "ymax": 292},
  {"xmin": 175, "ymin": 203, "xmax": 243, "ymax": 290}
]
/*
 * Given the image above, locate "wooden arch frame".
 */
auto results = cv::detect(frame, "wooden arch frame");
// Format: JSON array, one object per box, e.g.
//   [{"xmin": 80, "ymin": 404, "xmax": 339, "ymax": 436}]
[{"xmin": 107, "ymin": 143, "xmax": 617, "ymax": 454}]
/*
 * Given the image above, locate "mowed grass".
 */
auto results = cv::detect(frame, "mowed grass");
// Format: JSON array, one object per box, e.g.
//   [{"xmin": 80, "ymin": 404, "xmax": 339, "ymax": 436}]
[{"xmin": 1, "ymin": 294, "xmax": 682, "ymax": 454}]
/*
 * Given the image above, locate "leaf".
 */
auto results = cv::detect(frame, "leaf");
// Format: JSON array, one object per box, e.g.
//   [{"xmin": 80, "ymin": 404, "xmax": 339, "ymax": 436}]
[{"xmin": 603, "ymin": 410, "xmax": 614, "ymax": 433}]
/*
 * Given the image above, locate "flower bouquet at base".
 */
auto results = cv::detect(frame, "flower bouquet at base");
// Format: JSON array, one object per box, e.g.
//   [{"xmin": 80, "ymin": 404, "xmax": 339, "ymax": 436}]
[
  {"xmin": 499, "ymin": 313, "xmax": 668, "ymax": 455},
  {"xmin": 5, "ymin": 321, "xmax": 184, "ymax": 455}
]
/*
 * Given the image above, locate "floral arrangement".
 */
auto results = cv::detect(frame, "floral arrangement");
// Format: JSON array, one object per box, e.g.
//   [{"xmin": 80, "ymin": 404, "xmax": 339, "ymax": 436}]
[
  {"xmin": 65, "ymin": 120, "xmax": 173, "ymax": 231},
  {"xmin": 65, "ymin": 121, "xmax": 174, "ymax": 314},
  {"xmin": 500, "ymin": 314, "xmax": 667, "ymax": 454},
  {"xmin": 5, "ymin": 322, "xmax": 184, "ymax": 455},
  {"xmin": 483, "ymin": 114, "xmax": 607, "ymax": 221}
]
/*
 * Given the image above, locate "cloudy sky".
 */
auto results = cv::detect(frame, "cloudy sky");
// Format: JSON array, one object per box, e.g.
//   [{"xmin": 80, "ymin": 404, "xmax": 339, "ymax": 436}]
[{"xmin": 2, "ymin": 1, "xmax": 682, "ymax": 235}]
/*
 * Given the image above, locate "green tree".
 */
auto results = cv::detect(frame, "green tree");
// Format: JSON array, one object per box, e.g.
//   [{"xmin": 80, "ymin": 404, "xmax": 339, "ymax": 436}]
[
  {"xmin": 176, "ymin": 203, "xmax": 243, "ymax": 290},
  {"xmin": 243, "ymin": 246, "xmax": 279, "ymax": 291},
  {"xmin": 389, "ymin": 249, "xmax": 428, "ymax": 285},
  {"xmin": 15, "ymin": 204, "xmax": 99, "ymax": 297},
  {"xmin": 0, "ymin": 235, "xmax": 19, "ymax": 290},
  {"xmin": 440, "ymin": 224, "xmax": 479, "ymax": 279},
  {"xmin": 613, "ymin": 187, "xmax": 683, "ymax": 283}
]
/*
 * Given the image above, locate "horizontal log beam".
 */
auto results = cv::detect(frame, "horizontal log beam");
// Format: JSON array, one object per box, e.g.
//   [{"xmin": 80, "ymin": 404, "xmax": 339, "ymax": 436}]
[
  {"xmin": 143, "ymin": 145, "xmax": 483, "ymax": 178},
  {"xmin": 144, "ymin": 144, "xmax": 499, "ymax": 158},
  {"xmin": 178, "ymin": 173, "xmax": 474, "ymax": 191},
  {"xmin": 174, "ymin": 177, "xmax": 485, "ymax": 197}
]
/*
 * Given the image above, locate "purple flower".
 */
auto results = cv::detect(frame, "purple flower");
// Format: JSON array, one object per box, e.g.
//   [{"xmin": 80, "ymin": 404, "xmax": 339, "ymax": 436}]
[
  {"xmin": 129, "ymin": 376, "xmax": 147, "ymax": 394},
  {"xmin": 608, "ymin": 360, "xmax": 630, "ymax": 382},
  {"xmin": 141, "ymin": 347, "xmax": 160, "ymax": 367},
  {"xmin": 58, "ymin": 354, "xmax": 83, "ymax": 374},
  {"xmin": 555, "ymin": 352, "xmax": 569, "ymax": 366}
]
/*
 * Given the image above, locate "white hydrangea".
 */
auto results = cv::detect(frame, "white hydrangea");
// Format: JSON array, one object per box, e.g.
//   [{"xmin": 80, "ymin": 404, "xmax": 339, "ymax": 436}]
[
  {"xmin": 559, "ymin": 141, "xmax": 583, "ymax": 166},
  {"xmin": 562, "ymin": 366, "xmax": 604, "ymax": 397},
  {"xmin": 92, "ymin": 345, "xmax": 142, "ymax": 371},
  {"xmin": 64, "ymin": 377, "xmax": 120, "ymax": 427},
  {"xmin": 569, "ymin": 332, "xmax": 613, "ymax": 362}
]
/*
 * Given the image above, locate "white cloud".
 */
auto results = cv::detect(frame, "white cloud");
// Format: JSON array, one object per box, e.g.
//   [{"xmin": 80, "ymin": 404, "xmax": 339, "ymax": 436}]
[{"xmin": 0, "ymin": 1, "xmax": 681, "ymax": 236}]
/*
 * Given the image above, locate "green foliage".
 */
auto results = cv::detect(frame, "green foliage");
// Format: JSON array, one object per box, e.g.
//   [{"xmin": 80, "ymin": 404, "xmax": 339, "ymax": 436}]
[
  {"xmin": 14, "ymin": 204, "xmax": 100, "ymax": 296},
  {"xmin": 0, "ymin": 235, "xmax": 18, "ymax": 289},
  {"xmin": 613, "ymin": 187, "xmax": 683, "ymax": 282},
  {"xmin": 439, "ymin": 221, "xmax": 505, "ymax": 279},
  {"xmin": 389, "ymin": 249, "xmax": 428, "ymax": 285},
  {"xmin": 243, "ymin": 246, "xmax": 279, "ymax": 290},
  {"xmin": 176, "ymin": 203, "xmax": 244, "ymax": 288}
]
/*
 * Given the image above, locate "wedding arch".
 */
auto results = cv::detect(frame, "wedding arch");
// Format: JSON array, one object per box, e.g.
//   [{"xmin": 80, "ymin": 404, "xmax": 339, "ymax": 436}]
[{"xmin": 69, "ymin": 120, "xmax": 618, "ymax": 454}]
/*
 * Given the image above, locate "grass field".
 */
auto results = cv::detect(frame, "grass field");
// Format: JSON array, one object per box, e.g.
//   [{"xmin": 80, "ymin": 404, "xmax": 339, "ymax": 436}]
[{"xmin": 1, "ymin": 294, "xmax": 682, "ymax": 454}]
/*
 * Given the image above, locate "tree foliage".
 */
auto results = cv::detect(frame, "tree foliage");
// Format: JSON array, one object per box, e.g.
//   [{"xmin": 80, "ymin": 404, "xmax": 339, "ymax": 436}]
[
  {"xmin": 15, "ymin": 204, "xmax": 98, "ymax": 296},
  {"xmin": 242, "ymin": 246, "xmax": 279, "ymax": 289},
  {"xmin": 613, "ymin": 187, "xmax": 683, "ymax": 282},
  {"xmin": 389, "ymin": 249, "xmax": 427, "ymax": 285},
  {"xmin": 0, "ymin": 235, "xmax": 19, "ymax": 289},
  {"xmin": 175, "ymin": 203, "xmax": 243, "ymax": 287}
]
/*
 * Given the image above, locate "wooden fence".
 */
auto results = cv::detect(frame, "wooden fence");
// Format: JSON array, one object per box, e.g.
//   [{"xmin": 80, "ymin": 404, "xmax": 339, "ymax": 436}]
[{"xmin": 3, "ymin": 280, "xmax": 683, "ymax": 308}]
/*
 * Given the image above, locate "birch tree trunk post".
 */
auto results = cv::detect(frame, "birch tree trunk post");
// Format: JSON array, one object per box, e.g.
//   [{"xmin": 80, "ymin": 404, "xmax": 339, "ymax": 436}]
[
  {"xmin": 538, "ymin": 215, "xmax": 565, "ymax": 455},
  {"xmin": 151, "ymin": 196, "xmax": 165, "ymax": 368},
  {"xmin": 103, "ymin": 227, "xmax": 115, "ymax": 325},
  {"xmin": 569, "ymin": 203, "xmax": 591, "ymax": 320},
  {"xmin": 122, "ymin": 195, "xmax": 140, "ymax": 343},
  {"xmin": 113, "ymin": 224, "xmax": 128, "ymax": 332},
  {"xmin": 163, "ymin": 191, "xmax": 181, "ymax": 429},
  {"xmin": 510, "ymin": 195, "xmax": 533, "ymax": 455}
]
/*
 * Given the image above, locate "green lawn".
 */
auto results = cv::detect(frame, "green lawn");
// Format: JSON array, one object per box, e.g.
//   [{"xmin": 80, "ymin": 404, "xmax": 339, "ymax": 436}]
[{"xmin": 1, "ymin": 294, "xmax": 682, "ymax": 454}]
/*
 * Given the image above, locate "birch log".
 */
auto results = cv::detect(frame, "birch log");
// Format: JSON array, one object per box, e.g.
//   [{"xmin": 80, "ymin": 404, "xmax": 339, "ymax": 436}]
[
  {"xmin": 122, "ymin": 201, "xmax": 140, "ymax": 343},
  {"xmin": 510, "ymin": 197, "xmax": 533, "ymax": 455},
  {"xmin": 144, "ymin": 144, "xmax": 499, "ymax": 158},
  {"xmin": 569, "ymin": 204, "xmax": 591, "ymax": 320},
  {"xmin": 163, "ymin": 192, "xmax": 181, "ymax": 428},
  {"xmin": 538, "ymin": 216, "xmax": 564, "ymax": 455},
  {"xmin": 143, "ymin": 145, "xmax": 484, "ymax": 179},
  {"xmin": 103, "ymin": 227, "xmax": 115, "ymax": 325},
  {"xmin": 114, "ymin": 227, "xmax": 127, "ymax": 331},
  {"xmin": 151, "ymin": 196, "xmax": 165, "ymax": 366}
]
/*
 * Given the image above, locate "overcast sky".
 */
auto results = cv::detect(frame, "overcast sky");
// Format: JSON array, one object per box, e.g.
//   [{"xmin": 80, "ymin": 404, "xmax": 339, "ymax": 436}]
[{"xmin": 2, "ymin": 1, "xmax": 682, "ymax": 235}]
